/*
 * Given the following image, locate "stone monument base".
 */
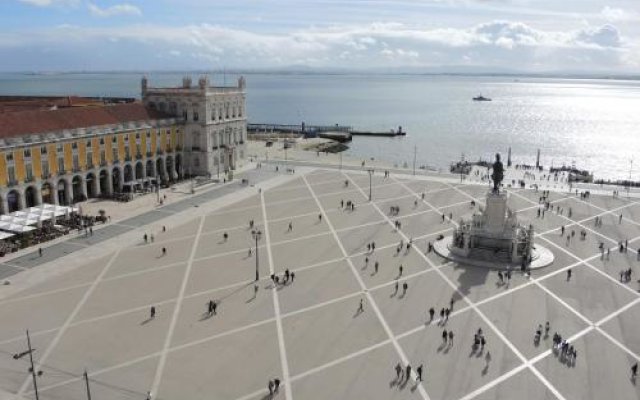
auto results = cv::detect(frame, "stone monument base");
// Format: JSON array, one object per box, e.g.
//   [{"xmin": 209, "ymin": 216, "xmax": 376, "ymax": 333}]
[{"xmin": 433, "ymin": 236, "xmax": 554, "ymax": 270}]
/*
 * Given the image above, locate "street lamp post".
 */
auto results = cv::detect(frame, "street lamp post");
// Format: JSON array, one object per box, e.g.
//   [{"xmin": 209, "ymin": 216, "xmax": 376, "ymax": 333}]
[
  {"xmin": 368, "ymin": 169, "xmax": 374, "ymax": 201},
  {"xmin": 251, "ymin": 229, "xmax": 262, "ymax": 281},
  {"xmin": 13, "ymin": 330, "xmax": 41, "ymax": 400}
]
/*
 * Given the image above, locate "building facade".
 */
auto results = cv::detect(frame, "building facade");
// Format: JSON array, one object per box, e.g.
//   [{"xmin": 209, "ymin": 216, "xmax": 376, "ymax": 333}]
[
  {"xmin": 0, "ymin": 104, "xmax": 183, "ymax": 214},
  {"xmin": 0, "ymin": 74, "xmax": 248, "ymax": 214},
  {"xmin": 142, "ymin": 75, "xmax": 247, "ymax": 178}
]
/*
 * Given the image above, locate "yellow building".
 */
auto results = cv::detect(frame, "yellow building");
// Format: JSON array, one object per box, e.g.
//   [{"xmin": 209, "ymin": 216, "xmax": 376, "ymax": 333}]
[{"xmin": 0, "ymin": 103, "xmax": 183, "ymax": 214}]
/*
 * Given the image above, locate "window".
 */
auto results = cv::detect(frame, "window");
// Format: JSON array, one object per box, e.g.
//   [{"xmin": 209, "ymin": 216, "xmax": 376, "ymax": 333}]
[
  {"xmin": 112, "ymin": 148, "xmax": 118, "ymax": 162},
  {"xmin": 6, "ymin": 152, "xmax": 13, "ymax": 162},
  {"xmin": 193, "ymin": 111, "xmax": 199, "ymax": 121},
  {"xmin": 8, "ymin": 166, "xmax": 16, "ymax": 183},
  {"xmin": 41, "ymin": 146, "xmax": 48, "ymax": 155},
  {"xmin": 183, "ymin": 110, "xmax": 188, "ymax": 121},
  {"xmin": 146, "ymin": 130, "xmax": 151, "ymax": 138},
  {"xmin": 24, "ymin": 148, "xmax": 31, "ymax": 158},
  {"xmin": 72, "ymin": 154, "xmax": 79, "ymax": 170},
  {"xmin": 86, "ymin": 140, "xmax": 92, "ymax": 148},
  {"xmin": 25, "ymin": 164, "xmax": 33, "ymax": 181},
  {"xmin": 86, "ymin": 152, "xmax": 93, "ymax": 167},
  {"xmin": 72, "ymin": 142, "xmax": 78, "ymax": 150},
  {"xmin": 41, "ymin": 162, "xmax": 49, "ymax": 178},
  {"xmin": 56, "ymin": 144, "xmax": 63, "ymax": 153},
  {"xmin": 135, "ymin": 133, "xmax": 140, "ymax": 140},
  {"xmin": 100, "ymin": 151, "xmax": 106, "ymax": 164},
  {"xmin": 112, "ymin": 136, "xmax": 117, "ymax": 143},
  {"xmin": 58, "ymin": 157, "xmax": 65, "ymax": 173},
  {"xmin": 100, "ymin": 137, "xmax": 105, "ymax": 145}
]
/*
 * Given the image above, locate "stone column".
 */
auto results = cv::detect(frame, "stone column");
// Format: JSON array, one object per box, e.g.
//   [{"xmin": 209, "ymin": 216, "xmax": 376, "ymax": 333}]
[
  {"xmin": 1, "ymin": 194, "xmax": 9, "ymax": 214},
  {"xmin": 35, "ymin": 187, "xmax": 43, "ymax": 206}
]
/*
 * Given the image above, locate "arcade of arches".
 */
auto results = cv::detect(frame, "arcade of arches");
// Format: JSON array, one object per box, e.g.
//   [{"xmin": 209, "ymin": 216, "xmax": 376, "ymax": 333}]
[{"xmin": 0, "ymin": 155, "xmax": 181, "ymax": 215}]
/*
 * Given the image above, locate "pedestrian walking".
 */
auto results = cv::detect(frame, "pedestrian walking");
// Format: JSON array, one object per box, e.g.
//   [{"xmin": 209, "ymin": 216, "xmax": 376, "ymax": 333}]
[
  {"xmin": 374, "ymin": 261, "xmax": 379, "ymax": 274},
  {"xmin": 162, "ymin": 226, "xmax": 166, "ymax": 232},
  {"xmin": 223, "ymin": 232, "xmax": 228, "ymax": 242},
  {"xmin": 448, "ymin": 330, "xmax": 454, "ymax": 345},
  {"xmin": 398, "ymin": 264, "xmax": 403, "ymax": 277},
  {"xmin": 416, "ymin": 364, "xmax": 423, "ymax": 382},
  {"xmin": 144, "ymin": 233, "xmax": 148, "ymax": 243},
  {"xmin": 357, "ymin": 298, "xmax": 364, "ymax": 314},
  {"xmin": 274, "ymin": 378, "xmax": 280, "ymax": 392},
  {"xmin": 268, "ymin": 380, "xmax": 274, "ymax": 395},
  {"xmin": 402, "ymin": 282, "xmax": 408, "ymax": 296},
  {"xmin": 428, "ymin": 307, "xmax": 435, "ymax": 322},
  {"xmin": 632, "ymin": 362, "xmax": 638, "ymax": 378},
  {"xmin": 318, "ymin": 214, "xmax": 322, "ymax": 222},
  {"xmin": 405, "ymin": 365, "xmax": 412, "ymax": 383},
  {"xmin": 395, "ymin": 363, "xmax": 403, "ymax": 381},
  {"xmin": 442, "ymin": 329, "xmax": 448, "ymax": 344},
  {"xmin": 38, "ymin": 247, "xmax": 42, "ymax": 257},
  {"xmin": 162, "ymin": 247, "xmax": 166, "ymax": 256},
  {"xmin": 567, "ymin": 269, "xmax": 572, "ymax": 281},
  {"xmin": 150, "ymin": 306, "xmax": 156, "ymax": 319}
]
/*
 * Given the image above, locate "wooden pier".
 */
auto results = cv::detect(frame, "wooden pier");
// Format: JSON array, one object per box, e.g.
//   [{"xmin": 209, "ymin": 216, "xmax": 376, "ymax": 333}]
[{"xmin": 247, "ymin": 122, "xmax": 406, "ymax": 140}]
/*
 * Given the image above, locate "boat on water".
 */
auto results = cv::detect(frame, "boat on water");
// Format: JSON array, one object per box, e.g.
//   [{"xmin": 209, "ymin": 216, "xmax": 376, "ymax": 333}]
[{"xmin": 472, "ymin": 95, "xmax": 492, "ymax": 101}]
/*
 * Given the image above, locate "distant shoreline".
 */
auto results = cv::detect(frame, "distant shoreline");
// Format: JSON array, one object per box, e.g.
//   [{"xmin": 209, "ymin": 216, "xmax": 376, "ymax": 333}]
[{"xmin": 4, "ymin": 70, "xmax": 639, "ymax": 81}]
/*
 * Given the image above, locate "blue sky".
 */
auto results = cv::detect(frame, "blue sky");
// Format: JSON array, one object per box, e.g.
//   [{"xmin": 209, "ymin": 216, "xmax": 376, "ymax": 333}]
[{"xmin": 0, "ymin": 0, "xmax": 639, "ymax": 72}]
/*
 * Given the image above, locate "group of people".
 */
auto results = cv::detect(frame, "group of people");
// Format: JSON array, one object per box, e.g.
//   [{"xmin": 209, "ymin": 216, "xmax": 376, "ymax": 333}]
[
  {"xmin": 533, "ymin": 321, "xmax": 551, "ymax": 345},
  {"xmin": 394, "ymin": 362, "xmax": 423, "ymax": 385},
  {"xmin": 552, "ymin": 333, "xmax": 577, "ymax": 365},
  {"xmin": 340, "ymin": 199, "xmax": 356, "ymax": 211},
  {"xmin": 271, "ymin": 269, "xmax": 295, "ymax": 286}
]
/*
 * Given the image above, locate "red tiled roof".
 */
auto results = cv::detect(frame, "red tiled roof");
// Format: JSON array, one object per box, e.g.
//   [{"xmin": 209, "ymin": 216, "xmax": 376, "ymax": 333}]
[{"xmin": 0, "ymin": 103, "xmax": 174, "ymax": 139}]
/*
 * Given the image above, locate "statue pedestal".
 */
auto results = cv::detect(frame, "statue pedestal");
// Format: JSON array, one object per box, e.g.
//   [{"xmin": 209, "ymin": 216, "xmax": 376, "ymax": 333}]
[{"xmin": 484, "ymin": 192, "xmax": 508, "ymax": 234}]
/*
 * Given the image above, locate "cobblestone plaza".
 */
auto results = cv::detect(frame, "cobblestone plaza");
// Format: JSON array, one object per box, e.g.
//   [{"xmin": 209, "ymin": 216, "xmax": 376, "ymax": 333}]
[{"xmin": 1, "ymin": 167, "xmax": 640, "ymax": 400}]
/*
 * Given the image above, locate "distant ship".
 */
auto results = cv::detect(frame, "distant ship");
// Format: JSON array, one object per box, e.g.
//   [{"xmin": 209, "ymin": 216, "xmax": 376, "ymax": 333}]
[{"xmin": 472, "ymin": 95, "xmax": 492, "ymax": 102}]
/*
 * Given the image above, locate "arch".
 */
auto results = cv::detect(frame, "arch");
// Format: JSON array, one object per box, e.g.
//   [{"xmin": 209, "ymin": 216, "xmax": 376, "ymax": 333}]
[
  {"xmin": 7, "ymin": 190, "xmax": 21, "ymax": 212},
  {"xmin": 166, "ymin": 155, "xmax": 174, "ymax": 181},
  {"xmin": 175, "ymin": 153, "xmax": 183, "ymax": 178},
  {"xmin": 112, "ymin": 167, "xmax": 122, "ymax": 192},
  {"xmin": 99, "ymin": 169, "xmax": 109, "ymax": 195},
  {"xmin": 41, "ymin": 182, "xmax": 54, "ymax": 204},
  {"xmin": 86, "ymin": 172, "xmax": 97, "ymax": 199},
  {"xmin": 57, "ymin": 179, "xmax": 69, "ymax": 205},
  {"xmin": 24, "ymin": 186, "xmax": 39, "ymax": 208},
  {"xmin": 156, "ymin": 158, "xmax": 165, "ymax": 182},
  {"xmin": 146, "ymin": 159, "xmax": 155, "ymax": 177},
  {"xmin": 135, "ymin": 161, "xmax": 144, "ymax": 180},
  {"xmin": 124, "ymin": 164, "xmax": 134, "ymax": 183},
  {"xmin": 72, "ymin": 175, "xmax": 84, "ymax": 202}
]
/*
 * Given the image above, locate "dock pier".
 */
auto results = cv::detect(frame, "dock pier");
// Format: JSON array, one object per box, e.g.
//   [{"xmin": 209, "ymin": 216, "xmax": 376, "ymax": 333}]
[{"xmin": 248, "ymin": 122, "xmax": 406, "ymax": 142}]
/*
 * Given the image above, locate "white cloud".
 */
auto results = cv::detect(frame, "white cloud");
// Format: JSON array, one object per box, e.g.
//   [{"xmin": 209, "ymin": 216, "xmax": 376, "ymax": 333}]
[
  {"xmin": 19, "ymin": 0, "xmax": 79, "ymax": 5},
  {"xmin": 88, "ymin": 2, "xmax": 142, "ymax": 17},
  {"xmin": 601, "ymin": 6, "xmax": 640, "ymax": 22},
  {"xmin": 0, "ymin": 19, "xmax": 633, "ymax": 71}
]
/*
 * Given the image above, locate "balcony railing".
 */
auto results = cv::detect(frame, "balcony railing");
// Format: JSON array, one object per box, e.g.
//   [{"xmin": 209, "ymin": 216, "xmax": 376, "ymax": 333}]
[
  {"xmin": 58, "ymin": 170, "xmax": 67, "ymax": 176},
  {"xmin": 7, "ymin": 180, "xmax": 18, "ymax": 187},
  {"xmin": 135, "ymin": 153, "xmax": 143, "ymax": 160},
  {"xmin": 25, "ymin": 176, "xmax": 35, "ymax": 183}
]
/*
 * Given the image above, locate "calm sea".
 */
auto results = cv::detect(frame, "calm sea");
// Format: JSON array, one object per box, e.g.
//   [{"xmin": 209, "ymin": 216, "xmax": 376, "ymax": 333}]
[{"xmin": 1, "ymin": 72, "xmax": 639, "ymax": 181}]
